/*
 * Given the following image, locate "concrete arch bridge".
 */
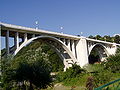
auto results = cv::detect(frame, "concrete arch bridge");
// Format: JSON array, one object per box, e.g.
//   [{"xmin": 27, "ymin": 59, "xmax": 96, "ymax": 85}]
[{"xmin": 1, "ymin": 23, "xmax": 120, "ymax": 70}]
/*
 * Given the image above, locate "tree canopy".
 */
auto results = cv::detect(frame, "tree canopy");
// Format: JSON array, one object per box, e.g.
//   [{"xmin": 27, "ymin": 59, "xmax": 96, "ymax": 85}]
[
  {"xmin": 1, "ymin": 41, "xmax": 64, "ymax": 89},
  {"xmin": 88, "ymin": 35, "xmax": 120, "ymax": 44}
]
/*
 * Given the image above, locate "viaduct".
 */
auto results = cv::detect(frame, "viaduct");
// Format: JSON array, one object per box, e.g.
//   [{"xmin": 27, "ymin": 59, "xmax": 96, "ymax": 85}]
[{"xmin": 1, "ymin": 23, "xmax": 120, "ymax": 71}]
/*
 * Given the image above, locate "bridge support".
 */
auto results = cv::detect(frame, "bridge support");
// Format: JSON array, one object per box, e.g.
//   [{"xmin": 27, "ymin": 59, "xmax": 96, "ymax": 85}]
[
  {"xmin": 6, "ymin": 30, "xmax": 9, "ymax": 55},
  {"xmin": 76, "ymin": 37, "xmax": 89, "ymax": 67},
  {"xmin": 14, "ymin": 32, "xmax": 19, "ymax": 49},
  {"xmin": 71, "ymin": 40, "xmax": 76, "ymax": 57},
  {"xmin": 24, "ymin": 33, "xmax": 27, "ymax": 42}
]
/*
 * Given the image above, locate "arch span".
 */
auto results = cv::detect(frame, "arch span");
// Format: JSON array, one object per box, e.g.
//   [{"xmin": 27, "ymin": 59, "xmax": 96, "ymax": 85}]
[
  {"xmin": 89, "ymin": 43, "xmax": 109, "ymax": 56},
  {"xmin": 88, "ymin": 43, "xmax": 109, "ymax": 64},
  {"xmin": 13, "ymin": 36, "xmax": 77, "ymax": 66}
]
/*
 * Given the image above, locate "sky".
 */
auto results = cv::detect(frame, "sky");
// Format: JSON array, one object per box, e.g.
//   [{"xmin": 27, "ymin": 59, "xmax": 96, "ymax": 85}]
[
  {"xmin": 0, "ymin": 0, "xmax": 120, "ymax": 49},
  {"xmin": 1, "ymin": 0, "xmax": 120, "ymax": 36}
]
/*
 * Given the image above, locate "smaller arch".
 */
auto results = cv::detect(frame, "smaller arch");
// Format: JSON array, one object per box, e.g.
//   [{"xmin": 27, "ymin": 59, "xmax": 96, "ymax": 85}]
[
  {"xmin": 88, "ymin": 43, "xmax": 109, "ymax": 64},
  {"xmin": 89, "ymin": 43, "xmax": 109, "ymax": 56}
]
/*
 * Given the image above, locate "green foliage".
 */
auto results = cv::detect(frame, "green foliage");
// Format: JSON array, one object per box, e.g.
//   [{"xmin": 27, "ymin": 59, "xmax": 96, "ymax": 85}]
[
  {"xmin": 88, "ymin": 35, "xmax": 95, "ymax": 39},
  {"xmin": 85, "ymin": 64, "xmax": 112, "ymax": 87},
  {"xmin": 43, "ymin": 45, "xmax": 64, "ymax": 72},
  {"xmin": 88, "ymin": 35, "xmax": 120, "ymax": 44},
  {"xmin": 84, "ymin": 64, "xmax": 104, "ymax": 73},
  {"xmin": 16, "ymin": 41, "xmax": 64, "ymax": 72},
  {"xmin": 95, "ymin": 35, "xmax": 103, "ymax": 40},
  {"xmin": 89, "ymin": 48, "xmax": 120, "ymax": 87},
  {"xmin": 1, "ymin": 45, "xmax": 52, "ymax": 89},
  {"xmin": 1, "ymin": 40, "xmax": 65, "ymax": 89},
  {"xmin": 103, "ymin": 53, "xmax": 120, "ymax": 73},
  {"xmin": 114, "ymin": 35, "xmax": 120, "ymax": 44},
  {"xmin": 56, "ymin": 64, "xmax": 87, "ymax": 86},
  {"xmin": 92, "ymin": 70, "xmax": 114, "ymax": 87},
  {"xmin": 85, "ymin": 64, "xmax": 120, "ymax": 88},
  {"xmin": 116, "ymin": 47, "xmax": 120, "ymax": 54}
]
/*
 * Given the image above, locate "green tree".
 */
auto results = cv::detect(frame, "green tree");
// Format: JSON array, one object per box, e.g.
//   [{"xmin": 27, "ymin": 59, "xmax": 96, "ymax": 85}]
[
  {"xmin": 103, "ymin": 50, "xmax": 120, "ymax": 73},
  {"xmin": 95, "ymin": 35, "xmax": 102, "ymax": 40},
  {"xmin": 113, "ymin": 35, "xmax": 120, "ymax": 44},
  {"xmin": 56, "ymin": 64, "xmax": 86, "ymax": 83},
  {"xmin": 103, "ymin": 35, "xmax": 112, "ymax": 42},
  {"xmin": 2, "ymin": 45, "xmax": 52, "ymax": 89},
  {"xmin": 16, "ymin": 41, "xmax": 64, "ymax": 72},
  {"xmin": 116, "ymin": 47, "xmax": 120, "ymax": 53},
  {"xmin": 88, "ymin": 35, "xmax": 95, "ymax": 39}
]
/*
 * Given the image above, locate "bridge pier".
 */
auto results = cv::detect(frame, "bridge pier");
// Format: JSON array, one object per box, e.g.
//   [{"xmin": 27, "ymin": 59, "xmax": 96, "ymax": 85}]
[
  {"xmin": 6, "ymin": 30, "xmax": 9, "ymax": 55},
  {"xmin": 71, "ymin": 40, "xmax": 76, "ymax": 58},
  {"xmin": 76, "ymin": 37, "xmax": 89, "ymax": 67},
  {"xmin": 24, "ymin": 33, "xmax": 28, "ymax": 42},
  {"xmin": 14, "ymin": 32, "xmax": 19, "ymax": 50}
]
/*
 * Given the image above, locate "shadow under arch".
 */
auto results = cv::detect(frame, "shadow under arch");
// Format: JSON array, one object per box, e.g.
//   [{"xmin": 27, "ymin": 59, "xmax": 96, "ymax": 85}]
[
  {"xmin": 88, "ymin": 43, "xmax": 109, "ymax": 64},
  {"xmin": 13, "ymin": 36, "xmax": 77, "ymax": 68}
]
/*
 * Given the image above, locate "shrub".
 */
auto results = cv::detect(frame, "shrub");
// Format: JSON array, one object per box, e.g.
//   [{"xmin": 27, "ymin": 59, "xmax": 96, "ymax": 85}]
[
  {"xmin": 92, "ymin": 70, "xmax": 114, "ymax": 87},
  {"xmin": 104, "ymin": 53, "xmax": 120, "ymax": 73},
  {"xmin": 56, "ymin": 64, "xmax": 87, "ymax": 86},
  {"xmin": 2, "ymin": 47, "xmax": 52, "ymax": 90}
]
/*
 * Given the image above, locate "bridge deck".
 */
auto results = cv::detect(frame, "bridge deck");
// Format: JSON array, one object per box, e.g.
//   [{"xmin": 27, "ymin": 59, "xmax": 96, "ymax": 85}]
[
  {"xmin": 1, "ymin": 22, "xmax": 120, "ymax": 46},
  {"xmin": 0, "ymin": 22, "xmax": 80, "ymax": 40}
]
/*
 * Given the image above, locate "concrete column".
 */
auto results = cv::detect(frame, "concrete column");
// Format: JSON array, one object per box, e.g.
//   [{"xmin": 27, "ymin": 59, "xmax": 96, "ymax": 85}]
[
  {"xmin": 71, "ymin": 40, "xmax": 76, "ymax": 57},
  {"xmin": 67, "ymin": 39, "xmax": 70, "ymax": 50},
  {"xmin": 6, "ymin": 30, "xmax": 9, "ymax": 54},
  {"xmin": 24, "ymin": 33, "xmax": 27, "ymax": 42},
  {"xmin": 14, "ymin": 32, "xmax": 19, "ymax": 49},
  {"xmin": 76, "ymin": 37, "xmax": 89, "ymax": 67},
  {"xmin": 111, "ymin": 44, "xmax": 117, "ymax": 55},
  {"xmin": 63, "ymin": 38, "xmax": 65, "ymax": 44}
]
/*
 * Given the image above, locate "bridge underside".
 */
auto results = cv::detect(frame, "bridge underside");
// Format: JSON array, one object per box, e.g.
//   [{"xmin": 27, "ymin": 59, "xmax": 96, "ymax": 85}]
[{"xmin": 88, "ymin": 44, "xmax": 108, "ymax": 64}]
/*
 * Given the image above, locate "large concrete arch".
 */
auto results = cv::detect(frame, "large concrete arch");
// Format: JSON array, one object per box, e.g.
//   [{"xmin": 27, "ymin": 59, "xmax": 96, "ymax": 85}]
[{"xmin": 13, "ymin": 36, "xmax": 77, "ymax": 68}]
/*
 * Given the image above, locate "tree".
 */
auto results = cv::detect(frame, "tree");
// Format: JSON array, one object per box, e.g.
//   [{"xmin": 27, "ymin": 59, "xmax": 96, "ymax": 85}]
[
  {"xmin": 114, "ymin": 35, "xmax": 120, "ymax": 44},
  {"xmin": 103, "ymin": 50, "xmax": 120, "ymax": 73},
  {"xmin": 2, "ymin": 44, "xmax": 52, "ymax": 89},
  {"xmin": 16, "ymin": 41, "xmax": 64, "ymax": 72},
  {"xmin": 116, "ymin": 47, "xmax": 120, "ymax": 53},
  {"xmin": 95, "ymin": 35, "xmax": 102, "ymax": 40},
  {"xmin": 88, "ymin": 35, "xmax": 95, "ymax": 39},
  {"xmin": 103, "ymin": 35, "xmax": 112, "ymax": 42}
]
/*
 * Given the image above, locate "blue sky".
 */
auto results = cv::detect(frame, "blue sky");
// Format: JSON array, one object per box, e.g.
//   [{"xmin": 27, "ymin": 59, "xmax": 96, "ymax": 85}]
[{"xmin": 1, "ymin": 0, "xmax": 120, "ymax": 36}]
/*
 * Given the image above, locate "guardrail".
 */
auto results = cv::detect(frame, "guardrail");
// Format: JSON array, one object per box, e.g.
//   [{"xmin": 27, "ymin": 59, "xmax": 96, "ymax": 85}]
[{"xmin": 94, "ymin": 78, "xmax": 120, "ymax": 90}]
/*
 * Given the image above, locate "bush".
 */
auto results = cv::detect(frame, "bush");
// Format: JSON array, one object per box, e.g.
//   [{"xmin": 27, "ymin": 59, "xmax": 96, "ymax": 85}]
[
  {"xmin": 116, "ymin": 47, "xmax": 120, "ymax": 53},
  {"xmin": 2, "ymin": 47, "xmax": 52, "ymax": 90},
  {"xmin": 56, "ymin": 64, "xmax": 87, "ymax": 86},
  {"xmin": 103, "ymin": 53, "xmax": 120, "ymax": 73},
  {"xmin": 92, "ymin": 70, "xmax": 114, "ymax": 87}
]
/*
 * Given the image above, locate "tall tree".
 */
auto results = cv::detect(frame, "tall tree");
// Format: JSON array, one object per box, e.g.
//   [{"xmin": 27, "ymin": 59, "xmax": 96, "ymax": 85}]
[
  {"xmin": 2, "ymin": 43, "xmax": 52, "ymax": 89},
  {"xmin": 114, "ymin": 35, "xmax": 120, "ymax": 44}
]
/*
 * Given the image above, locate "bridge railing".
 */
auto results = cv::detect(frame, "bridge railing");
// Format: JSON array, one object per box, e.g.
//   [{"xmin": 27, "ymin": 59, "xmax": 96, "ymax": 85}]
[{"xmin": 94, "ymin": 78, "xmax": 120, "ymax": 90}]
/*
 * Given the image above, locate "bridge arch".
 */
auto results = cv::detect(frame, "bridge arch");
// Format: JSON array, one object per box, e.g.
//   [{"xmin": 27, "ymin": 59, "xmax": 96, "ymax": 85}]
[
  {"xmin": 88, "ymin": 43, "xmax": 109, "ymax": 64},
  {"xmin": 14, "ymin": 36, "xmax": 77, "ymax": 70},
  {"xmin": 89, "ymin": 43, "xmax": 109, "ymax": 56}
]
